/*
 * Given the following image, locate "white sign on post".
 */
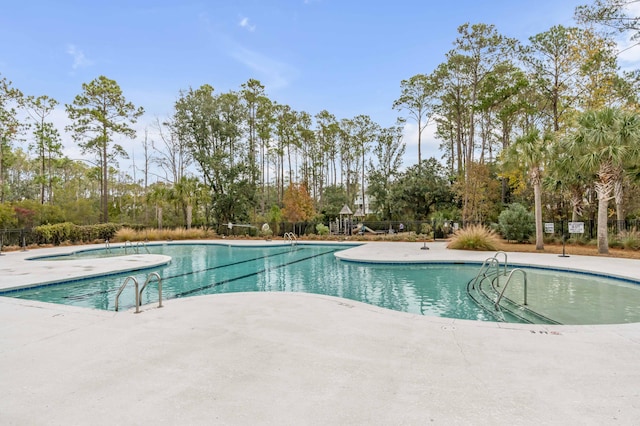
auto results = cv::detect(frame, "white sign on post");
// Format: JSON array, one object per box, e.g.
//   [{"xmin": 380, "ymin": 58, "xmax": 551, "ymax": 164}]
[
  {"xmin": 568, "ymin": 222, "xmax": 585, "ymax": 234},
  {"xmin": 544, "ymin": 223, "xmax": 554, "ymax": 234}
]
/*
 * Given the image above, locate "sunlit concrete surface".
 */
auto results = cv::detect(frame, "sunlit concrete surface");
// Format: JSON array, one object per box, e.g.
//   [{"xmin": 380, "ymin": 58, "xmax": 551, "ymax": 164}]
[{"xmin": 1, "ymin": 241, "xmax": 639, "ymax": 425}]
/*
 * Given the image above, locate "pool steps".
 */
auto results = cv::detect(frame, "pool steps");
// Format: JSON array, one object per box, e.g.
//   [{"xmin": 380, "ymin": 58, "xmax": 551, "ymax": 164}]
[{"xmin": 467, "ymin": 252, "xmax": 560, "ymax": 325}]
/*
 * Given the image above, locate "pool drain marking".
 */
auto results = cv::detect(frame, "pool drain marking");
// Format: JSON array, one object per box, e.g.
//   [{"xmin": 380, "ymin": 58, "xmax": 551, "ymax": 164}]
[
  {"xmin": 175, "ymin": 249, "xmax": 340, "ymax": 298},
  {"xmin": 530, "ymin": 330, "xmax": 562, "ymax": 335}
]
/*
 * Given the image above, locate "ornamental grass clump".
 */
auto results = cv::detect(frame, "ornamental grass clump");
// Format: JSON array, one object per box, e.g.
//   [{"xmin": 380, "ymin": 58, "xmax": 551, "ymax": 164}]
[
  {"xmin": 618, "ymin": 229, "xmax": 640, "ymax": 250},
  {"xmin": 113, "ymin": 227, "xmax": 214, "ymax": 242},
  {"xmin": 447, "ymin": 224, "xmax": 500, "ymax": 251}
]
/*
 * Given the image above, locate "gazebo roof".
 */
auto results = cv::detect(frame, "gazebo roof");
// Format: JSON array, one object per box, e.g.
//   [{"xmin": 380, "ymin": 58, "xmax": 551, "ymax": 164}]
[
  {"xmin": 354, "ymin": 208, "xmax": 364, "ymax": 217},
  {"xmin": 339, "ymin": 204, "xmax": 353, "ymax": 215}
]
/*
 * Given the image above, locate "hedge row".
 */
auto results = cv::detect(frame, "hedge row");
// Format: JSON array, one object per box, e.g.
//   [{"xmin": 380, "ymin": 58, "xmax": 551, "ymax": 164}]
[{"xmin": 34, "ymin": 223, "xmax": 121, "ymax": 245}]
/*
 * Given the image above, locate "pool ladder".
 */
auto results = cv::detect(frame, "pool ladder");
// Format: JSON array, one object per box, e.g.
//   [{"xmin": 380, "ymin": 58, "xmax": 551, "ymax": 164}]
[
  {"xmin": 284, "ymin": 232, "xmax": 297, "ymax": 246},
  {"xmin": 469, "ymin": 251, "xmax": 508, "ymax": 290},
  {"xmin": 123, "ymin": 240, "xmax": 150, "ymax": 254},
  {"xmin": 114, "ymin": 272, "xmax": 163, "ymax": 313},
  {"xmin": 469, "ymin": 251, "xmax": 529, "ymax": 310}
]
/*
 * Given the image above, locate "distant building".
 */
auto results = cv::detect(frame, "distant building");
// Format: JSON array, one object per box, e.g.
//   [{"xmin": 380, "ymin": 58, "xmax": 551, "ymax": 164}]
[{"xmin": 354, "ymin": 195, "xmax": 375, "ymax": 216}]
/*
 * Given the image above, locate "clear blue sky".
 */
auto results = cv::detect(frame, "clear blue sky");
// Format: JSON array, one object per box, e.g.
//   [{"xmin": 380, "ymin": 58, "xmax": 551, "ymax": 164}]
[{"xmin": 2, "ymin": 0, "xmax": 636, "ymax": 167}]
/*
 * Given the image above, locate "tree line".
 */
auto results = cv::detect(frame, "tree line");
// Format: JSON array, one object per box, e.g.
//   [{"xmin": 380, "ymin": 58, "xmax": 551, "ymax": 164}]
[{"xmin": 1, "ymin": 0, "xmax": 639, "ymax": 254}]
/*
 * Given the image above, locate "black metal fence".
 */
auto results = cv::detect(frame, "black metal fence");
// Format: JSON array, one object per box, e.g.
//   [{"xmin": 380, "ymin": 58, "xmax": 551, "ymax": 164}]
[
  {"xmin": 543, "ymin": 219, "xmax": 640, "ymax": 240},
  {"xmin": 0, "ymin": 228, "xmax": 38, "ymax": 251},
  {"xmin": 3, "ymin": 218, "xmax": 640, "ymax": 252},
  {"xmin": 215, "ymin": 218, "xmax": 640, "ymax": 239}
]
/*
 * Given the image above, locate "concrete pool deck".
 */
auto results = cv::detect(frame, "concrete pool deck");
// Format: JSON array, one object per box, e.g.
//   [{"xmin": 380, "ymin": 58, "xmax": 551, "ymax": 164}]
[{"xmin": 1, "ymin": 241, "xmax": 639, "ymax": 424}]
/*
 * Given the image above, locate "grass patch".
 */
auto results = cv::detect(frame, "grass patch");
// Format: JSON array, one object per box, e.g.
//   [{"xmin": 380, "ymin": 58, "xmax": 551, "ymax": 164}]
[{"xmin": 447, "ymin": 225, "xmax": 500, "ymax": 251}]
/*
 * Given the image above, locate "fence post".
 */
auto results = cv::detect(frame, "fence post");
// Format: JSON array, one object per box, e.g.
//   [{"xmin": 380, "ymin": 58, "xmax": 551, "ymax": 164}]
[{"xmin": 21, "ymin": 229, "xmax": 27, "ymax": 252}]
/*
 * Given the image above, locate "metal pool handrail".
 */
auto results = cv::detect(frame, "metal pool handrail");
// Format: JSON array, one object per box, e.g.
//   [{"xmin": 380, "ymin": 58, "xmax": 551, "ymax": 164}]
[
  {"xmin": 139, "ymin": 272, "xmax": 163, "ymax": 310},
  {"xmin": 494, "ymin": 251, "xmax": 508, "ymax": 276},
  {"xmin": 115, "ymin": 276, "xmax": 140, "ymax": 313},
  {"xmin": 123, "ymin": 240, "xmax": 133, "ymax": 254},
  {"xmin": 284, "ymin": 232, "xmax": 297, "ymax": 246},
  {"xmin": 115, "ymin": 272, "xmax": 163, "ymax": 313},
  {"xmin": 470, "ymin": 257, "xmax": 500, "ymax": 290},
  {"xmin": 136, "ymin": 241, "xmax": 150, "ymax": 254},
  {"xmin": 495, "ymin": 268, "xmax": 528, "ymax": 310}
]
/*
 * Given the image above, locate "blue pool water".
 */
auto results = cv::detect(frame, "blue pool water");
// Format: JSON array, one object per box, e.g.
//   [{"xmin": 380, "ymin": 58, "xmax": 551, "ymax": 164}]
[{"xmin": 5, "ymin": 243, "xmax": 640, "ymax": 324}]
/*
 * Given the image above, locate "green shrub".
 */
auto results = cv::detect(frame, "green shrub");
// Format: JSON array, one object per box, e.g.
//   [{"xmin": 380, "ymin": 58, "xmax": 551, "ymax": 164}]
[
  {"xmin": 447, "ymin": 224, "xmax": 500, "ymax": 251},
  {"xmin": 34, "ymin": 222, "xmax": 121, "ymax": 245},
  {"xmin": 568, "ymin": 234, "xmax": 591, "ymax": 246},
  {"xmin": 498, "ymin": 203, "xmax": 535, "ymax": 243},
  {"xmin": 34, "ymin": 222, "xmax": 77, "ymax": 245},
  {"xmin": 420, "ymin": 223, "xmax": 432, "ymax": 236},
  {"xmin": 544, "ymin": 234, "xmax": 562, "ymax": 244},
  {"xmin": 316, "ymin": 223, "xmax": 329, "ymax": 236},
  {"xmin": 0, "ymin": 203, "xmax": 17, "ymax": 229}
]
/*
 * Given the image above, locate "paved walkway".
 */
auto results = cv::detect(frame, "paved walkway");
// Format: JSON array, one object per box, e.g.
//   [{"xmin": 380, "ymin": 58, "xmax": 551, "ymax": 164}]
[{"xmin": 1, "ymin": 241, "xmax": 639, "ymax": 425}]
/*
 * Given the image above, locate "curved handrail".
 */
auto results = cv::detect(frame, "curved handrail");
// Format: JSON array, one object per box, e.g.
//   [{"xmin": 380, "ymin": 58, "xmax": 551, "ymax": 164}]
[
  {"xmin": 470, "ymin": 257, "xmax": 500, "ymax": 290},
  {"xmin": 283, "ymin": 232, "xmax": 297, "ymax": 246},
  {"xmin": 123, "ymin": 240, "xmax": 133, "ymax": 255},
  {"xmin": 135, "ymin": 241, "xmax": 150, "ymax": 254},
  {"xmin": 495, "ymin": 268, "xmax": 527, "ymax": 310},
  {"xmin": 139, "ymin": 272, "xmax": 163, "ymax": 309},
  {"xmin": 494, "ymin": 251, "xmax": 508, "ymax": 276},
  {"xmin": 105, "ymin": 239, "xmax": 111, "ymax": 254},
  {"xmin": 115, "ymin": 276, "xmax": 140, "ymax": 313}
]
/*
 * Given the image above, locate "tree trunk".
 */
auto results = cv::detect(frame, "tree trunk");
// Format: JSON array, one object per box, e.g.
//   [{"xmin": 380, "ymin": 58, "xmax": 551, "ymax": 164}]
[
  {"xmin": 533, "ymin": 177, "xmax": 544, "ymax": 250},
  {"xmin": 417, "ymin": 115, "xmax": 422, "ymax": 166},
  {"xmin": 186, "ymin": 205, "xmax": 192, "ymax": 230},
  {"xmin": 361, "ymin": 149, "xmax": 366, "ymax": 216},
  {"xmin": 614, "ymin": 178, "xmax": 625, "ymax": 232},
  {"xmin": 596, "ymin": 186, "xmax": 610, "ymax": 254},
  {"xmin": 102, "ymin": 130, "xmax": 109, "ymax": 224},
  {"xmin": 0, "ymin": 140, "xmax": 4, "ymax": 203},
  {"xmin": 40, "ymin": 149, "xmax": 45, "ymax": 204}
]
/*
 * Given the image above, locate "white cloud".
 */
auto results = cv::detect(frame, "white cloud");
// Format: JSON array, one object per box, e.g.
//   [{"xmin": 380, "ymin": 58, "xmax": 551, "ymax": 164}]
[
  {"xmin": 238, "ymin": 17, "xmax": 255, "ymax": 32},
  {"xmin": 625, "ymin": 1, "xmax": 640, "ymax": 16},
  {"xmin": 66, "ymin": 44, "xmax": 94, "ymax": 70},
  {"xmin": 617, "ymin": 40, "xmax": 640, "ymax": 66},
  {"xmin": 229, "ymin": 46, "xmax": 296, "ymax": 91},
  {"xmin": 198, "ymin": 12, "xmax": 296, "ymax": 92}
]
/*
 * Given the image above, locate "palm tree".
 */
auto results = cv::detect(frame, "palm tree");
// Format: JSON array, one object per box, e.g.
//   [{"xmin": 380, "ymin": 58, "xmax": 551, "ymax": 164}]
[
  {"xmin": 504, "ymin": 128, "xmax": 552, "ymax": 250},
  {"xmin": 571, "ymin": 108, "xmax": 640, "ymax": 254},
  {"xmin": 547, "ymin": 136, "xmax": 591, "ymax": 222}
]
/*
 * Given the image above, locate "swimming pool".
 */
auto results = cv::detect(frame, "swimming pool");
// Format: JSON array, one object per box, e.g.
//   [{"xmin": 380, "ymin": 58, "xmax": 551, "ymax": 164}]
[{"xmin": 4, "ymin": 243, "xmax": 640, "ymax": 324}]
